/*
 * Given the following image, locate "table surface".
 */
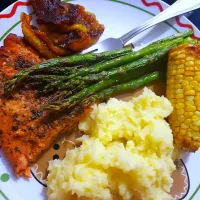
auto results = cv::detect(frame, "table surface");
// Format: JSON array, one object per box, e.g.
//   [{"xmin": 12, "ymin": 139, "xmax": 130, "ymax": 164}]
[{"xmin": 0, "ymin": 0, "xmax": 200, "ymax": 29}]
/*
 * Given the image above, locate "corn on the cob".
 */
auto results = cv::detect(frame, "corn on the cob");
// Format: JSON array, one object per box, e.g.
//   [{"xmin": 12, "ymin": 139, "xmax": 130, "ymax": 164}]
[{"xmin": 166, "ymin": 44, "xmax": 200, "ymax": 152}]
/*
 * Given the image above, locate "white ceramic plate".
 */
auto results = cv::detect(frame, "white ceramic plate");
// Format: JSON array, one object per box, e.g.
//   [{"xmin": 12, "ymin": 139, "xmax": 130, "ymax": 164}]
[{"xmin": 0, "ymin": 0, "xmax": 200, "ymax": 200}]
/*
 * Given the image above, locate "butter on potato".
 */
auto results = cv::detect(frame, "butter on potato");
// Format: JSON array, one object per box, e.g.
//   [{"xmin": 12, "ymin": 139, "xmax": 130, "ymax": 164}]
[{"xmin": 47, "ymin": 88, "xmax": 175, "ymax": 200}]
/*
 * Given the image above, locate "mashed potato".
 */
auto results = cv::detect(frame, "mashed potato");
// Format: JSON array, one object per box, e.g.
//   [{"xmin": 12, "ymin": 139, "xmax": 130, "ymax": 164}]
[{"xmin": 47, "ymin": 88, "xmax": 175, "ymax": 200}]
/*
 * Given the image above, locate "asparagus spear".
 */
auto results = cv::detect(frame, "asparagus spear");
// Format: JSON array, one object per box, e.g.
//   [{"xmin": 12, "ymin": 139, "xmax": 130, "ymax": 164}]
[
  {"xmin": 41, "ymin": 37, "xmax": 183, "ymax": 95},
  {"xmin": 37, "ymin": 31, "xmax": 192, "ymax": 83},
  {"xmin": 45, "ymin": 44, "xmax": 174, "ymax": 111},
  {"xmin": 68, "ymin": 37, "xmax": 184, "ymax": 79},
  {"xmin": 79, "ymin": 71, "xmax": 162, "ymax": 109},
  {"xmin": 69, "ymin": 71, "xmax": 162, "ymax": 116},
  {"xmin": 56, "ymin": 31, "xmax": 193, "ymax": 114},
  {"xmin": 29, "ymin": 75, "xmax": 67, "ymax": 82},
  {"xmin": 65, "ymin": 37, "xmax": 182, "ymax": 84},
  {"xmin": 50, "ymin": 83, "xmax": 87, "ymax": 101},
  {"xmin": 149, "ymin": 29, "xmax": 193, "ymax": 46},
  {"xmin": 4, "ymin": 48, "xmax": 132, "ymax": 96},
  {"xmin": 33, "ymin": 66, "xmax": 81, "ymax": 75}
]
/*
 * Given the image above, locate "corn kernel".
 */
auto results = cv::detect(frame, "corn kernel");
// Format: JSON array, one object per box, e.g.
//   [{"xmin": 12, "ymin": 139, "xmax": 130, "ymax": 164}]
[
  {"xmin": 185, "ymin": 136, "xmax": 192, "ymax": 143},
  {"xmin": 177, "ymin": 54, "xmax": 185, "ymax": 59},
  {"xmin": 185, "ymin": 71, "xmax": 194, "ymax": 76},
  {"xmin": 168, "ymin": 66, "xmax": 175, "ymax": 71},
  {"xmin": 175, "ymin": 79, "xmax": 182, "ymax": 84},
  {"xmin": 187, "ymin": 130, "xmax": 193, "ymax": 137},
  {"xmin": 194, "ymin": 86, "xmax": 200, "ymax": 92},
  {"xmin": 177, "ymin": 64, "xmax": 184, "ymax": 69},
  {"xmin": 175, "ymin": 84, "xmax": 182, "ymax": 89},
  {"xmin": 195, "ymin": 72, "xmax": 200, "ymax": 76},
  {"xmin": 176, "ymin": 134, "xmax": 184, "ymax": 141},
  {"xmin": 194, "ymin": 141, "xmax": 200, "ymax": 147},
  {"xmin": 196, "ymin": 92, "xmax": 200, "ymax": 96},
  {"xmin": 170, "ymin": 51, "xmax": 178, "ymax": 57},
  {"xmin": 186, "ymin": 105, "xmax": 196, "ymax": 112},
  {"xmin": 185, "ymin": 67, "xmax": 194, "ymax": 71},
  {"xmin": 167, "ymin": 85, "xmax": 174, "ymax": 90},
  {"xmin": 194, "ymin": 65, "xmax": 200, "ymax": 71},
  {"xmin": 195, "ymin": 60, "xmax": 200, "ymax": 65},
  {"xmin": 171, "ymin": 113, "xmax": 177, "ymax": 120},
  {"xmin": 186, "ymin": 61, "xmax": 194, "ymax": 66},
  {"xmin": 196, "ymin": 137, "xmax": 200, "ymax": 142},
  {"xmin": 193, "ymin": 120, "xmax": 200, "ymax": 126},
  {"xmin": 185, "ymin": 101, "xmax": 194, "ymax": 106},
  {"xmin": 184, "ymin": 112, "xmax": 193, "ymax": 118},
  {"xmin": 197, "ymin": 106, "xmax": 200, "ymax": 111},
  {"xmin": 166, "ymin": 91, "xmax": 171, "ymax": 97},
  {"xmin": 170, "ymin": 89, "xmax": 176, "ymax": 94},
  {"xmin": 176, "ymin": 109, "xmax": 184, "ymax": 115},
  {"xmin": 184, "ymin": 90, "xmax": 195, "ymax": 96},
  {"xmin": 174, "ymin": 121, "xmax": 181, "ymax": 127},
  {"xmin": 176, "ymin": 89, "xmax": 183, "ymax": 94},
  {"xmin": 177, "ymin": 99, "xmax": 184, "ymax": 103},
  {"xmin": 167, "ymin": 79, "xmax": 175, "ymax": 84},
  {"xmin": 186, "ymin": 96, "xmax": 195, "ymax": 101},
  {"xmin": 186, "ymin": 57, "xmax": 195, "ymax": 61},
  {"xmin": 181, "ymin": 123, "xmax": 189, "ymax": 129},
  {"xmin": 177, "ymin": 50, "xmax": 186, "ymax": 54},
  {"xmin": 180, "ymin": 129, "xmax": 186, "ymax": 135},
  {"xmin": 168, "ymin": 93, "xmax": 176, "ymax": 99},
  {"xmin": 194, "ymin": 76, "xmax": 200, "ymax": 81},
  {"xmin": 184, "ymin": 86, "xmax": 192, "ymax": 91},
  {"xmin": 195, "ymin": 102, "xmax": 200, "ymax": 108},
  {"xmin": 191, "ymin": 81, "xmax": 198, "ymax": 87},
  {"xmin": 169, "ymin": 99, "xmax": 176, "ymax": 104},
  {"xmin": 175, "ymin": 127, "xmax": 180, "ymax": 133},
  {"xmin": 176, "ymin": 60, "xmax": 185, "ymax": 65},
  {"xmin": 167, "ymin": 85, "xmax": 175, "ymax": 91},
  {"xmin": 189, "ymin": 125, "xmax": 199, "ymax": 132},
  {"xmin": 185, "ymin": 119, "xmax": 191, "ymax": 125},
  {"xmin": 170, "ymin": 70, "xmax": 176, "ymax": 75},
  {"xmin": 195, "ymin": 111, "xmax": 200, "ymax": 116},
  {"xmin": 175, "ymin": 74, "xmax": 183, "ymax": 80},
  {"xmin": 167, "ymin": 75, "xmax": 173, "ymax": 80},
  {"xmin": 182, "ymin": 80, "xmax": 189, "ymax": 86},
  {"xmin": 176, "ymin": 103, "xmax": 185, "ymax": 109},
  {"xmin": 192, "ymin": 115, "xmax": 200, "ymax": 122},
  {"xmin": 185, "ymin": 77, "xmax": 193, "ymax": 82},
  {"xmin": 177, "ymin": 69, "xmax": 184, "ymax": 74},
  {"xmin": 178, "ymin": 115, "xmax": 185, "ymax": 122},
  {"xmin": 173, "ymin": 130, "xmax": 179, "ymax": 136}
]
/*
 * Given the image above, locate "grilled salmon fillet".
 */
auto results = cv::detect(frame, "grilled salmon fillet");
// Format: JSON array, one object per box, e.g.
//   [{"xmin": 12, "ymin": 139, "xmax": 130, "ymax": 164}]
[
  {"xmin": 0, "ymin": 34, "xmax": 44, "ymax": 94},
  {"xmin": 0, "ymin": 34, "xmax": 86, "ymax": 177}
]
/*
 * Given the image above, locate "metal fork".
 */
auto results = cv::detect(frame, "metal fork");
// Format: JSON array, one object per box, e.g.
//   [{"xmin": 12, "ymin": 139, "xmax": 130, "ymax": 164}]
[{"xmin": 84, "ymin": 0, "xmax": 200, "ymax": 53}]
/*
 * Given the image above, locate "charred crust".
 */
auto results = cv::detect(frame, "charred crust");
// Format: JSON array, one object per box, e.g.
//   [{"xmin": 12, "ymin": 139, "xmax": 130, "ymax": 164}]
[
  {"xmin": 30, "ymin": 0, "xmax": 78, "ymax": 24},
  {"xmin": 30, "ymin": 110, "xmax": 41, "ymax": 120},
  {"xmin": 14, "ymin": 56, "xmax": 34, "ymax": 70},
  {"xmin": 12, "ymin": 125, "xmax": 19, "ymax": 131}
]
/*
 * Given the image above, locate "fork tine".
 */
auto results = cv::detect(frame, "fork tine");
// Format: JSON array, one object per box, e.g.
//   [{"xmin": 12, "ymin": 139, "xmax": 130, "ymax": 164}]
[
  {"xmin": 83, "ymin": 38, "xmax": 125, "ymax": 54},
  {"xmin": 82, "ymin": 45, "xmax": 99, "ymax": 54}
]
